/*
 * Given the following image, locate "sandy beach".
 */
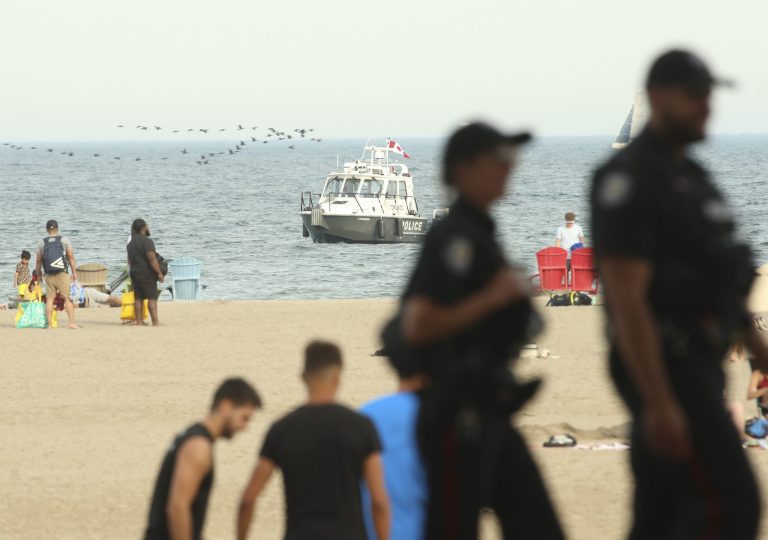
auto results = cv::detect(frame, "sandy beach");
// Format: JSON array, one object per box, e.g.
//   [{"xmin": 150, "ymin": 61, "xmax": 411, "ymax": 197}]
[{"xmin": 2, "ymin": 298, "xmax": 767, "ymax": 539}]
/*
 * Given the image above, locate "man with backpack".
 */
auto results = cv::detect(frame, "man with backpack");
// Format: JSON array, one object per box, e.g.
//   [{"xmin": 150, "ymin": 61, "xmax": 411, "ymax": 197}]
[{"xmin": 35, "ymin": 219, "xmax": 78, "ymax": 329}]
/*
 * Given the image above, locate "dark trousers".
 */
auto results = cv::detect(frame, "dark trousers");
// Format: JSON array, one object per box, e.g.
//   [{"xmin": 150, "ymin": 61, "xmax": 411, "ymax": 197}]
[
  {"xmin": 612, "ymin": 354, "xmax": 761, "ymax": 540},
  {"xmin": 417, "ymin": 383, "xmax": 564, "ymax": 540}
]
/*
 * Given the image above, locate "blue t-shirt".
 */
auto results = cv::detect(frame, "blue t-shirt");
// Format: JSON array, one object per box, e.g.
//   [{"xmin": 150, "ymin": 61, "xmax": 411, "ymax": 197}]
[{"xmin": 360, "ymin": 392, "xmax": 426, "ymax": 540}]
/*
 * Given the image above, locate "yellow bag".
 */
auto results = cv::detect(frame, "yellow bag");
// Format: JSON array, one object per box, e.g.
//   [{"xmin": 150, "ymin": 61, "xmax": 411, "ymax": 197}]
[{"xmin": 120, "ymin": 291, "xmax": 149, "ymax": 321}]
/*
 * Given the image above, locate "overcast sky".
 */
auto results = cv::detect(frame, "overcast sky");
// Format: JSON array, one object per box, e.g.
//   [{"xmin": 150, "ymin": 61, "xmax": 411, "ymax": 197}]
[{"xmin": 1, "ymin": 0, "xmax": 765, "ymax": 141}]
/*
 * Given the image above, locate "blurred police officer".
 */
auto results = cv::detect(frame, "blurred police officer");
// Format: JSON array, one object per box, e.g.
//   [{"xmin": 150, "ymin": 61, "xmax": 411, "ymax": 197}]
[
  {"xmin": 398, "ymin": 122, "xmax": 564, "ymax": 540},
  {"xmin": 591, "ymin": 49, "xmax": 768, "ymax": 539}
]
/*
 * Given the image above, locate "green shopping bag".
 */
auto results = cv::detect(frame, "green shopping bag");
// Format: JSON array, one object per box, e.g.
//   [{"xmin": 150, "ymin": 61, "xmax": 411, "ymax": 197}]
[{"xmin": 15, "ymin": 301, "xmax": 49, "ymax": 329}]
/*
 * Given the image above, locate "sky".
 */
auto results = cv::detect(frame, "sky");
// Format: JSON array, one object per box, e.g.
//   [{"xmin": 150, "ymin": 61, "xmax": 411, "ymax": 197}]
[{"xmin": 1, "ymin": 0, "xmax": 766, "ymax": 141}]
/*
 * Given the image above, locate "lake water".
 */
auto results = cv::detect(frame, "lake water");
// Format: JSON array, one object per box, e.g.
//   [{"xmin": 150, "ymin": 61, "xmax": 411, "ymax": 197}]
[{"xmin": 1, "ymin": 135, "xmax": 766, "ymax": 300}]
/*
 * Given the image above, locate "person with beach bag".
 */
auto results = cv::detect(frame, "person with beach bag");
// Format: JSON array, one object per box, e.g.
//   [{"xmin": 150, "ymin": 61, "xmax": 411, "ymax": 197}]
[
  {"xmin": 126, "ymin": 218, "xmax": 165, "ymax": 326},
  {"xmin": 34, "ymin": 219, "xmax": 78, "ymax": 329}
]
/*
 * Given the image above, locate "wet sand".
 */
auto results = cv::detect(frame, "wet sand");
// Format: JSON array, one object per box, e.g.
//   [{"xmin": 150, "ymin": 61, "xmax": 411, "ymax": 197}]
[{"xmin": 1, "ymin": 298, "xmax": 766, "ymax": 539}]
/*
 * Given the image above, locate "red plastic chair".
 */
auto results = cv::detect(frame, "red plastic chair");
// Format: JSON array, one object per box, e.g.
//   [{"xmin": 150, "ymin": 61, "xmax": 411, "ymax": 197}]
[
  {"xmin": 571, "ymin": 247, "xmax": 598, "ymax": 293},
  {"xmin": 533, "ymin": 247, "xmax": 569, "ymax": 291}
]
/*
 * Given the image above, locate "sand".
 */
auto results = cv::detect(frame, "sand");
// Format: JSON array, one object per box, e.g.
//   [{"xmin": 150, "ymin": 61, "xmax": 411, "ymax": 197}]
[{"xmin": 1, "ymin": 298, "xmax": 767, "ymax": 539}]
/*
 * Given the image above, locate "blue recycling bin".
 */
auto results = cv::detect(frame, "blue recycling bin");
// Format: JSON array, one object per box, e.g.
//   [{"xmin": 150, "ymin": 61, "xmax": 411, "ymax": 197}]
[{"xmin": 168, "ymin": 257, "xmax": 202, "ymax": 300}]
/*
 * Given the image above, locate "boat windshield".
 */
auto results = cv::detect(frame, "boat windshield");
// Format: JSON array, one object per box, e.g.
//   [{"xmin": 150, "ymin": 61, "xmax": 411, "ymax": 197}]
[
  {"xmin": 323, "ymin": 176, "xmax": 343, "ymax": 197},
  {"xmin": 342, "ymin": 178, "xmax": 361, "ymax": 195},
  {"xmin": 360, "ymin": 179, "xmax": 384, "ymax": 197}
]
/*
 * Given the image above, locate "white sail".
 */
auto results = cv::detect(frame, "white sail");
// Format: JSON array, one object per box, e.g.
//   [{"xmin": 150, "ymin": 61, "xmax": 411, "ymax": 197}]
[
  {"xmin": 628, "ymin": 90, "xmax": 646, "ymax": 140},
  {"xmin": 612, "ymin": 90, "xmax": 647, "ymax": 149}
]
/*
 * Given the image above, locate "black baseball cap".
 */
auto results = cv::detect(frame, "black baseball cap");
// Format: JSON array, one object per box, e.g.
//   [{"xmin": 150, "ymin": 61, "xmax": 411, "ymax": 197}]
[
  {"xmin": 443, "ymin": 122, "xmax": 532, "ymax": 184},
  {"xmin": 646, "ymin": 49, "xmax": 733, "ymax": 94},
  {"xmin": 46, "ymin": 219, "xmax": 59, "ymax": 230}
]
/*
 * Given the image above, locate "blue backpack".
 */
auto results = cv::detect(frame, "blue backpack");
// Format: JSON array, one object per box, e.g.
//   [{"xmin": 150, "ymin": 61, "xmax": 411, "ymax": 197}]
[{"xmin": 42, "ymin": 236, "xmax": 68, "ymax": 274}]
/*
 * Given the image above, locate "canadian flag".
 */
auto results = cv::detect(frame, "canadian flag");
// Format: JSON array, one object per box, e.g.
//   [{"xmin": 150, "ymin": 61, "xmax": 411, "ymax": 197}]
[{"xmin": 387, "ymin": 139, "xmax": 410, "ymax": 159}]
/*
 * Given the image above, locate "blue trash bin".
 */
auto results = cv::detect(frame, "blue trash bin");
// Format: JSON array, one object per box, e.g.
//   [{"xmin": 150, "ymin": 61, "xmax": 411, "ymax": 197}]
[{"xmin": 168, "ymin": 257, "xmax": 202, "ymax": 300}]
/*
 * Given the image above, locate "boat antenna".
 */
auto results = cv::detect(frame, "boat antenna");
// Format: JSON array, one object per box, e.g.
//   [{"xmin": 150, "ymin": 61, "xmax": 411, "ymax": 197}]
[
  {"xmin": 336, "ymin": 154, "xmax": 339, "ymax": 172},
  {"xmin": 361, "ymin": 137, "xmax": 371, "ymax": 160}
]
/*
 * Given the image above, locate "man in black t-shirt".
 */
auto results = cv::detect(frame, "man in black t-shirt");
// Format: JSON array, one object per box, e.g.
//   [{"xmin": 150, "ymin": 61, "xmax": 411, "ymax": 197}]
[
  {"xmin": 144, "ymin": 378, "xmax": 261, "ymax": 540},
  {"xmin": 237, "ymin": 341, "xmax": 390, "ymax": 540},
  {"xmin": 127, "ymin": 218, "xmax": 164, "ymax": 325},
  {"xmin": 591, "ymin": 50, "xmax": 768, "ymax": 539}
]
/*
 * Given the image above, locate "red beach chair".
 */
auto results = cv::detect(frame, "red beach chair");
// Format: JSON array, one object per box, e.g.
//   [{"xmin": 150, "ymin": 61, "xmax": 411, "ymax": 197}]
[
  {"xmin": 571, "ymin": 247, "xmax": 598, "ymax": 294},
  {"xmin": 532, "ymin": 247, "xmax": 569, "ymax": 291}
]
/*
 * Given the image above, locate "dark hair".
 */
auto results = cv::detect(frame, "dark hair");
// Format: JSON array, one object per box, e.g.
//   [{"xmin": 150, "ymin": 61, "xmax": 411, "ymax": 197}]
[
  {"xmin": 131, "ymin": 218, "xmax": 148, "ymax": 235},
  {"xmin": 303, "ymin": 340, "xmax": 343, "ymax": 376},
  {"xmin": 211, "ymin": 378, "xmax": 262, "ymax": 411},
  {"xmin": 21, "ymin": 250, "xmax": 31, "ymax": 260}
]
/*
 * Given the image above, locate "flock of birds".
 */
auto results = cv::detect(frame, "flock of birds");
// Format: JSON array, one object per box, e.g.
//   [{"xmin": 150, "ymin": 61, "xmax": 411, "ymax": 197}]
[{"xmin": 1, "ymin": 124, "xmax": 323, "ymax": 165}]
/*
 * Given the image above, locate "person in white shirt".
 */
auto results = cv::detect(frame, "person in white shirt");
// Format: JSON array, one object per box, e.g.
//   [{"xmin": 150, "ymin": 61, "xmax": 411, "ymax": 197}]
[{"xmin": 555, "ymin": 212, "xmax": 585, "ymax": 255}]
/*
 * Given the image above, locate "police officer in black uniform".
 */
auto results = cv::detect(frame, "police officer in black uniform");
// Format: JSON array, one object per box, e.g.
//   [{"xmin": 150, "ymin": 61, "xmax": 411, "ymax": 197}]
[
  {"xmin": 394, "ymin": 122, "xmax": 564, "ymax": 540},
  {"xmin": 591, "ymin": 50, "xmax": 768, "ymax": 539}
]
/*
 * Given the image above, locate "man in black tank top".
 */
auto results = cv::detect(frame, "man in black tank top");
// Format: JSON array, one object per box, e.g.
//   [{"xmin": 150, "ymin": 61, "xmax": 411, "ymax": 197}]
[
  {"xmin": 237, "ymin": 341, "xmax": 391, "ymax": 540},
  {"xmin": 145, "ymin": 378, "xmax": 261, "ymax": 540}
]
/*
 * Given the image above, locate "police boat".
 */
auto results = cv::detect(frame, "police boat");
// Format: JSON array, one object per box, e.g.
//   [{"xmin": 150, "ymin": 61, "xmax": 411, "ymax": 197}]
[{"xmin": 299, "ymin": 142, "xmax": 428, "ymax": 243}]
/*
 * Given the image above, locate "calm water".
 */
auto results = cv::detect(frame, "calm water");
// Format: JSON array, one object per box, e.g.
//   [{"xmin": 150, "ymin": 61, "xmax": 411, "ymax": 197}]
[{"xmin": 1, "ymin": 136, "xmax": 767, "ymax": 300}]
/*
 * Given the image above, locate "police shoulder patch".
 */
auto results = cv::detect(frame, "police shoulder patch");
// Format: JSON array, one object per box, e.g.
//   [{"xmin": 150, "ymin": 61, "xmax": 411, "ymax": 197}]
[
  {"xmin": 444, "ymin": 235, "xmax": 473, "ymax": 276},
  {"xmin": 599, "ymin": 171, "xmax": 634, "ymax": 208}
]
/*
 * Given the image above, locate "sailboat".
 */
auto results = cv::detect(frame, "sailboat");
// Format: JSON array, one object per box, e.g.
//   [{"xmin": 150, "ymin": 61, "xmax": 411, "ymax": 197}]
[{"xmin": 612, "ymin": 90, "xmax": 646, "ymax": 149}]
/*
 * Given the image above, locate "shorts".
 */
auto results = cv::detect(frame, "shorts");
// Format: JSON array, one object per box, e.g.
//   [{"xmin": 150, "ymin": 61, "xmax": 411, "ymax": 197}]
[
  {"xmin": 83, "ymin": 287, "xmax": 109, "ymax": 304},
  {"xmin": 131, "ymin": 273, "xmax": 159, "ymax": 301},
  {"xmin": 44, "ymin": 272, "xmax": 71, "ymax": 298}
]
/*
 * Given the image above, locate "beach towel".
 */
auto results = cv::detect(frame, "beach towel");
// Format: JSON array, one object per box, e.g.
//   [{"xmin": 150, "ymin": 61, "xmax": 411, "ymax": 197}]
[
  {"xmin": 120, "ymin": 291, "xmax": 149, "ymax": 321},
  {"xmin": 15, "ymin": 301, "xmax": 57, "ymax": 329}
]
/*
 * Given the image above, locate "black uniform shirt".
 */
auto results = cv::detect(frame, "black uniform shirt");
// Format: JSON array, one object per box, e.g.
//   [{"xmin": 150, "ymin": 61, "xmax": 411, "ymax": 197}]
[
  {"xmin": 403, "ymin": 197, "xmax": 535, "ymax": 378},
  {"xmin": 144, "ymin": 423, "xmax": 214, "ymax": 540},
  {"xmin": 590, "ymin": 128, "xmax": 754, "ymax": 363}
]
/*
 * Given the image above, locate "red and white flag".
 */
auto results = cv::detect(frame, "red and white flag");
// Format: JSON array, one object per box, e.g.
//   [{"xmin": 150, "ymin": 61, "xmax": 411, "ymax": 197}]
[{"xmin": 387, "ymin": 139, "xmax": 410, "ymax": 159}]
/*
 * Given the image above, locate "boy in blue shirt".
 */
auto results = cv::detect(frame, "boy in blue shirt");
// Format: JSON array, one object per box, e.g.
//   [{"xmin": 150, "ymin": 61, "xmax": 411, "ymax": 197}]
[{"xmin": 361, "ymin": 355, "xmax": 427, "ymax": 540}]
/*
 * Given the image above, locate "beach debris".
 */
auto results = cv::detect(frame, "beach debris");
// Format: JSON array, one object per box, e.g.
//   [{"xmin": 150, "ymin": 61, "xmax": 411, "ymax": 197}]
[
  {"xmin": 575, "ymin": 442, "xmax": 630, "ymax": 451},
  {"xmin": 543, "ymin": 434, "xmax": 577, "ymax": 448}
]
